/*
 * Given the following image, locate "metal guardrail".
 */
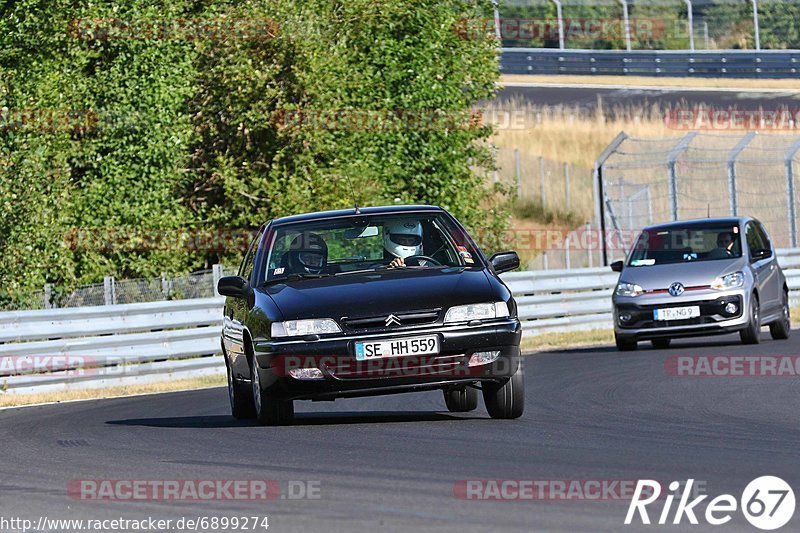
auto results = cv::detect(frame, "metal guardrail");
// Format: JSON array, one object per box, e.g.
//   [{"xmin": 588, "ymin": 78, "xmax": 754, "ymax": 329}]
[
  {"xmin": 3, "ymin": 249, "xmax": 800, "ymax": 395},
  {"xmin": 501, "ymin": 49, "xmax": 800, "ymax": 78}
]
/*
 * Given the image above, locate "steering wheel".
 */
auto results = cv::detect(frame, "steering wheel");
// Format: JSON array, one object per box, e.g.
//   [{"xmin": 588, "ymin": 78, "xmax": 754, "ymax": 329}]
[{"xmin": 403, "ymin": 255, "xmax": 441, "ymax": 267}]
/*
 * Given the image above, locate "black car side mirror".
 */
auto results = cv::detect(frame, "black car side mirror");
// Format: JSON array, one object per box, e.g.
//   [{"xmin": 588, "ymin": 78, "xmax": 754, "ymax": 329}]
[
  {"xmin": 489, "ymin": 251, "xmax": 520, "ymax": 274},
  {"xmin": 218, "ymin": 276, "xmax": 251, "ymax": 298},
  {"xmin": 752, "ymin": 248, "xmax": 772, "ymax": 261},
  {"xmin": 610, "ymin": 260, "xmax": 624, "ymax": 272}
]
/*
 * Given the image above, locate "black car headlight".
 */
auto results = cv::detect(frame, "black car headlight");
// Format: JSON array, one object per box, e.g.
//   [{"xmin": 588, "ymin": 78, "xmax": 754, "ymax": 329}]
[
  {"xmin": 271, "ymin": 318, "xmax": 341, "ymax": 338},
  {"xmin": 444, "ymin": 302, "xmax": 510, "ymax": 323}
]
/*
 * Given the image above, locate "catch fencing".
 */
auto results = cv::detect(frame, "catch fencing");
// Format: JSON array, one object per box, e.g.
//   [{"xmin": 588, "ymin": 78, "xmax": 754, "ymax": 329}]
[
  {"xmin": 3, "ymin": 249, "xmax": 800, "ymax": 395},
  {"xmin": 596, "ymin": 132, "xmax": 800, "ymax": 264}
]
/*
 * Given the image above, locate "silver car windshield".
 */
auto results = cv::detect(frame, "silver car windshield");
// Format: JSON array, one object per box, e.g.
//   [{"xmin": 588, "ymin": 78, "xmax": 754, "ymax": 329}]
[{"xmin": 628, "ymin": 224, "xmax": 742, "ymax": 266}]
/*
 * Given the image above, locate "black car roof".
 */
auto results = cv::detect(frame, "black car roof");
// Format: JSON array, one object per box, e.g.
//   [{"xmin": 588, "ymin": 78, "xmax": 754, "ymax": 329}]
[{"xmin": 271, "ymin": 205, "xmax": 444, "ymax": 226}]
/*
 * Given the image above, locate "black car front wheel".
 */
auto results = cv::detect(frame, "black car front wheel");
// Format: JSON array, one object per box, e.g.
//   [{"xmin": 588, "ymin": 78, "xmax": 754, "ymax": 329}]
[
  {"xmin": 227, "ymin": 359, "xmax": 255, "ymax": 420},
  {"xmin": 740, "ymin": 295, "xmax": 761, "ymax": 345},
  {"xmin": 769, "ymin": 290, "xmax": 791, "ymax": 340},
  {"xmin": 251, "ymin": 356, "xmax": 294, "ymax": 426},
  {"xmin": 483, "ymin": 362, "xmax": 524, "ymax": 419},
  {"xmin": 443, "ymin": 385, "xmax": 478, "ymax": 412}
]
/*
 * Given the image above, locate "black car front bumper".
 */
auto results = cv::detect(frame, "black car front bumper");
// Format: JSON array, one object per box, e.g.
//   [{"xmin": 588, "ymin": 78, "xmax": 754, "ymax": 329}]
[{"xmin": 250, "ymin": 319, "xmax": 522, "ymax": 401}]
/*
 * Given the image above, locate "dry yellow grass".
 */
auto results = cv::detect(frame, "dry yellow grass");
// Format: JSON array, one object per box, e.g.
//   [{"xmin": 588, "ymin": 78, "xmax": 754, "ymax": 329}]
[
  {"xmin": 487, "ymin": 99, "xmax": 673, "ymax": 169},
  {"xmin": 521, "ymin": 329, "xmax": 614, "ymax": 352},
  {"xmin": 500, "ymin": 74, "xmax": 800, "ymax": 91},
  {"xmin": 0, "ymin": 374, "xmax": 225, "ymax": 409}
]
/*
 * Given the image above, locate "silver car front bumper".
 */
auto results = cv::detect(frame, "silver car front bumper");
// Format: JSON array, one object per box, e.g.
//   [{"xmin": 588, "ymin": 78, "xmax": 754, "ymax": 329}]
[{"xmin": 613, "ymin": 288, "xmax": 750, "ymax": 339}]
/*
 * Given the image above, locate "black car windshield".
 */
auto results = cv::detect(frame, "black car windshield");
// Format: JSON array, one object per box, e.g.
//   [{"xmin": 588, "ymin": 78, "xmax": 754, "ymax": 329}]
[
  {"xmin": 627, "ymin": 223, "xmax": 743, "ymax": 266},
  {"xmin": 263, "ymin": 212, "xmax": 482, "ymax": 282}
]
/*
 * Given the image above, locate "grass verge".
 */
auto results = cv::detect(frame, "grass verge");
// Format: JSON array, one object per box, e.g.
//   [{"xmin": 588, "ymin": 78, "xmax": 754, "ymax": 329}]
[
  {"xmin": 521, "ymin": 329, "xmax": 614, "ymax": 352},
  {"xmin": 500, "ymin": 74, "xmax": 800, "ymax": 91},
  {"xmin": 0, "ymin": 374, "xmax": 226, "ymax": 409}
]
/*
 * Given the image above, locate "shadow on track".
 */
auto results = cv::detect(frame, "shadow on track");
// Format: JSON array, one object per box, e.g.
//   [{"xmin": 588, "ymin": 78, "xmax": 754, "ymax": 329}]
[{"xmin": 106, "ymin": 411, "xmax": 482, "ymax": 428}]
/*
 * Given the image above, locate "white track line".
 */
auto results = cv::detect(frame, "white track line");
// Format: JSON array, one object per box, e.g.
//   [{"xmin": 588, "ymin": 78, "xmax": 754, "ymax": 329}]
[{"xmin": 498, "ymin": 81, "xmax": 800, "ymax": 94}]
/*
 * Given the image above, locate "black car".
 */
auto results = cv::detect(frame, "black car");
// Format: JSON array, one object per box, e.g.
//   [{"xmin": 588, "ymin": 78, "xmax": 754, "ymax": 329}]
[{"xmin": 218, "ymin": 205, "xmax": 523, "ymax": 425}]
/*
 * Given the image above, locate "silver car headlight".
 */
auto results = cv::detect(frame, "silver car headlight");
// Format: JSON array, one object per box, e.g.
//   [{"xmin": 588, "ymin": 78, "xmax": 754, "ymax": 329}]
[
  {"xmin": 271, "ymin": 318, "xmax": 341, "ymax": 338},
  {"xmin": 444, "ymin": 302, "xmax": 510, "ymax": 323},
  {"xmin": 615, "ymin": 281, "xmax": 645, "ymax": 297},
  {"xmin": 711, "ymin": 271, "xmax": 744, "ymax": 290}
]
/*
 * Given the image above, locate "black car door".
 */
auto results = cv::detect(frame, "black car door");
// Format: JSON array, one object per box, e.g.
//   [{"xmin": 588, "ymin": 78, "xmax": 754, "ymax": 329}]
[{"xmin": 223, "ymin": 226, "xmax": 264, "ymax": 380}]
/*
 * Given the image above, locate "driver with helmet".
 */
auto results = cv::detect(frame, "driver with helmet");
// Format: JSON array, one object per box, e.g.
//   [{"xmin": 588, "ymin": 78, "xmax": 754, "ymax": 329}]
[
  {"xmin": 283, "ymin": 232, "xmax": 328, "ymax": 274},
  {"xmin": 383, "ymin": 219, "xmax": 424, "ymax": 268}
]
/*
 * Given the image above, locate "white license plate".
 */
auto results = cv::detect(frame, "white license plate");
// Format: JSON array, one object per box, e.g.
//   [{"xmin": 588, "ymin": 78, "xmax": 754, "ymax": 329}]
[
  {"xmin": 653, "ymin": 306, "xmax": 700, "ymax": 321},
  {"xmin": 355, "ymin": 335, "xmax": 439, "ymax": 360}
]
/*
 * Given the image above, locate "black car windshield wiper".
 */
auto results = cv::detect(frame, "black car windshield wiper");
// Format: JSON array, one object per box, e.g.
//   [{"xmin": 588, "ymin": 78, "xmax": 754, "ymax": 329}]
[{"xmin": 266, "ymin": 272, "xmax": 330, "ymax": 285}]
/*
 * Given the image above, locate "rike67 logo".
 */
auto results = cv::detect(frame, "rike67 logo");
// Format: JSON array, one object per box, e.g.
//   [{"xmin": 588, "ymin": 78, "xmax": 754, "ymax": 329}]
[{"xmin": 625, "ymin": 477, "xmax": 795, "ymax": 530}]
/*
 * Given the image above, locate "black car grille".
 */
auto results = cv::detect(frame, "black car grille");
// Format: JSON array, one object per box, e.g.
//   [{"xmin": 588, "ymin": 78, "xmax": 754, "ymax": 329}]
[{"xmin": 342, "ymin": 309, "xmax": 441, "ymax": 331}]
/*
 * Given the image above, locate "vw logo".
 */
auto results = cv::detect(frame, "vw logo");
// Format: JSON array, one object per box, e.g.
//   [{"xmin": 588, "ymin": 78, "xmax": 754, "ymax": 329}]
[
  {"xmin": 385, "ymin": 314, "xmax": 401, "ymax": 326},
  {"xmin": 668, "ymin": 282, "xmax": 685, "ymax": 296}
]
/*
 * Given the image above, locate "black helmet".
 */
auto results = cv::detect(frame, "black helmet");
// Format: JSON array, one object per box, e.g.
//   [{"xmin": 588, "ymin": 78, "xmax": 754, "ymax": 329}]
[{"xmin": 286, "ymin": 232, "xmax": 328, "ymax": 274}]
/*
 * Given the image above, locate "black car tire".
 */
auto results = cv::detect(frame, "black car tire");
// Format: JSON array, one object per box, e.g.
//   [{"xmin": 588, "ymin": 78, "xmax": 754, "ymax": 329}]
[
  {"xmin": 651, "ymin": 338, "xmax": 671, "ymax": 349},
  {"xmin": 483, "ymin": 362, "xmax": 524, "ymax": 419},
  {"xmin": 251, "ymin": 355, "xmax": 294, "ymax": 426},
  {"xmin": 740, "ymin": 295, "xmax": 761, "ymax": 345},
  {"xmin": 769, "ymin": 290, "xmax": 791, "ymax": 340},
  {"xmin": 615, "ymin": 333, "xmax": 637, "ymax": 351},
  {"xmin": 227, "ymin": 359, "xmax": 255, "ymax": 420},
  {"xmin": 443, "ymin": 385, "xmax": 478, "ymax": 412}
]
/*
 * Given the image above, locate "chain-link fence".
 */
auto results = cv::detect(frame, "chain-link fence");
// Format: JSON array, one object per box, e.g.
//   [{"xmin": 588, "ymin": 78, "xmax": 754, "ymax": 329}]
[
  {"xmin": 497, "ymin": 0, "xmax": 799, "ymax": 51},
  {"xmin": 598, "ymin": 132, "xmax": 800, "ymax": 261},
  {"xmin": 2, "ymin": 265, "xmax": 237, "ymax": 312}
]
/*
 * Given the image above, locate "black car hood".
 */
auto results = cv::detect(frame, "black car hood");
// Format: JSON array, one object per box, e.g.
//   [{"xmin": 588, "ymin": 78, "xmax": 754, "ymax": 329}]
[{"xmin": 260, "ymin": 268, "xmax": 495, "ymax": 320}]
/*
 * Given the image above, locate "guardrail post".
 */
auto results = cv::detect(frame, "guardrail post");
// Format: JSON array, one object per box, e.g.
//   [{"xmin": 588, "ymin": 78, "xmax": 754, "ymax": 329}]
[
  {"xmin": 212, "ymin": 264, "xmax": 223, "ymax": 297},
  {"xmin": 727, "ymin": 132, "xmax": 757, "ymax": 216},
  {"xmin": 43, "ymin": 284, "xmax": 53, "ymax": 309},
  {"xmin": 785, "ymin": 139, "xmax": 800, "ymax": 247},
  {"xmin": 103, "ymin": 276, "xmax": 116, "ymax": 306}
]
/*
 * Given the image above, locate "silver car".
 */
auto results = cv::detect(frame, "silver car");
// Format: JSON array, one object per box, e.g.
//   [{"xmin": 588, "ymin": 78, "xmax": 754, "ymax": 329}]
[{"xmin": 611, "ymin": 217, "xmax": 790, "ymax": 350}]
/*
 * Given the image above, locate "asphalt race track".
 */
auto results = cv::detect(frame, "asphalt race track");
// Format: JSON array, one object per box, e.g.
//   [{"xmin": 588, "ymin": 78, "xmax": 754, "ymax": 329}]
[
  {"xmin": 496, "ymin": 84, "xmax": 800, "ymax": 116},
  {"xmin": 2, "ymin": 330, "xmax": 798, "ymax": 532}
]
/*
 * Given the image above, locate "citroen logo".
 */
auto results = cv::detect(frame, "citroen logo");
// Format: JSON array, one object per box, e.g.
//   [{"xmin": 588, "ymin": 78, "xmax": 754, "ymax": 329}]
[
  {"xmin": 385, "ymin": 314, "xmax": 401, "ymax": 326},
  {"xmin": 668, "ymin": 282, "xmax": 685, "ymax": 296}
]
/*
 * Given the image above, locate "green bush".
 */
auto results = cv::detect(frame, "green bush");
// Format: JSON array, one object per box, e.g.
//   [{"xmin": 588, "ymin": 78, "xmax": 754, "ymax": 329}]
[{"xmin": 0, "ymin": 0, "xmax": 508, "ymax": 306}]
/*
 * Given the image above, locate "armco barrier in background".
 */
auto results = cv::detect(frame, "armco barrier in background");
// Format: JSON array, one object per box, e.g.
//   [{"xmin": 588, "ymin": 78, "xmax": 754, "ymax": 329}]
[
  {"xmin": 500, "ymin": 49, "xmax": 800, "ymax": 79},
  {"xmin": 2, "ymin": 252, "xmax": 800, "ymax": 395}
]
